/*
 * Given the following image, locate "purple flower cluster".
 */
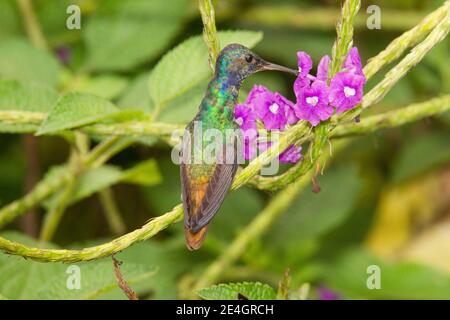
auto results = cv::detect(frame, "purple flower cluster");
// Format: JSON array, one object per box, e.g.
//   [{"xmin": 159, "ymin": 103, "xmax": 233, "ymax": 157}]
[{"xmin": 234, "ymin": 47, "xmax": 365, "ymax": 164}]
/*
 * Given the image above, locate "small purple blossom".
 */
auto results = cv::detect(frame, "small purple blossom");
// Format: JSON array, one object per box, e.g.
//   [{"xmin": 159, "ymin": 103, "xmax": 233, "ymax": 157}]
[
  {"xmin": 316, "ymin": 55, "xmax": 330, "ymax": 82},
  {"xmin": 344, "ymin": 47, "xmax": 364, "ymax": 75},
  {"xmin": 329, "ymin": 71, "xmax": 365, "ymax": 114},
  {"xmin": 234, "ymin": 104, "xmax": 256, "ymax": 131},
  {"xmin": 294, "ymin": 80, "xmax": 333, "ymax": 126},
  {"xmin": 317, "ymin": 285, "xmax": 341, "ymax": 300},
  {"xmin": 248, "ymin": 85, "xmax": 290, "ymax": 130},
  {"xmin": 297, "ymin": 51, "xmax": 313, "ymax": 78},
  {"xmin": 280, "ymin": 145, "xmax": 302, "ymax": 163}
]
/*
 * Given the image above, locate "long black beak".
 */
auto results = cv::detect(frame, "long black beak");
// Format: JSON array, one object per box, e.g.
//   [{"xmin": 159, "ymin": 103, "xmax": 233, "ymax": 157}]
[{"xmin": 261, "ymin": 61, "xmax": 298, "ymax": 76}]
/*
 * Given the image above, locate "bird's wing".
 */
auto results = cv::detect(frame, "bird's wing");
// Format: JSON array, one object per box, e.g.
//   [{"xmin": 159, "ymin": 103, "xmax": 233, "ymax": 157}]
[
  {"xmin": 181, "ymin": 140, "xmax": 238, "ymax": 242},
  {"xmin": 181, "ymin": 161, "xmax": 237, "ymax": 233}
]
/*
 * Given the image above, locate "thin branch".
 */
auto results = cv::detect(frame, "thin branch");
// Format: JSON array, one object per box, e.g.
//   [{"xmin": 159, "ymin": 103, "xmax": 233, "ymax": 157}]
[
  {"xmin": 99, "ymin": 188, "xmax": 127, "ymax": 235},
  {"xmin": 15, "ymin": 0, "xmax": 48, "ymax": 50},
  {"xmin": 112, "ymin": 257, "xmax": 139, "ymax": 300}
]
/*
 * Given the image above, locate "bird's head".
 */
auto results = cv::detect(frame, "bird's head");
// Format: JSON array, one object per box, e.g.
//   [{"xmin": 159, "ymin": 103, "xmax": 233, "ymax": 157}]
[{"xmin": 215, "ymin": 43, "xmax": 297, "ymax": 83}]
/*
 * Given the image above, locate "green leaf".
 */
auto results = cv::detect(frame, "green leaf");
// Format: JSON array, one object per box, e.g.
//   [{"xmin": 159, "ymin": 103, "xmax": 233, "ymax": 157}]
[
  {"xmin": 83, "ymin": 0, "xmax": 187, "ymax": 72},
  {"xmin": 157, "ymin": 79, "xmax": 208, "ymax": 124},
  {"xmin": 118, "ymin": 72, "xmax": 154, "ymax": 113},
  {"xmin": 67, "ymin": 74, "xmax": 129, "ymax": 100},
  {"xmin": 197, "ymin": 282, "xmax": 277, "ymax": 300},
  {"xmin": 266, "ymin": 165, "xmax": 362, "ymax": 251},
  {"xmin": 121, "ymin": 159, "xmax": 162, "ymax": 186},
  {"xmin": 149, "ymin": 30, "xmax": 263, "ymax": 112},
  {"xmin": 0, "ymin": 38, "xmax": 61, "ymax": 86},
  {"xmin": 324, "ymin": 248, "xmax": 450, "ymax": 299},
  {"xmin": 391, "ymin": 130, "xmax": 450, "ymax": 183},
  {"xmin": 36, "ymin": 92, "xmax": 120, "ymax": 135},
  {"xmin": 37, "ymin": 260, "xmax": 155, "ymax": 300},
  {"xmin": 0, "ymin": 79, "xmax": 59, "ymax": 133}
]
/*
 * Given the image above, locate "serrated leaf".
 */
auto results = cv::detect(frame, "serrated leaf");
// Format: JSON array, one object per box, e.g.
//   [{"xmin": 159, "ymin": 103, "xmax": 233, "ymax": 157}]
[
  {"xmin": 83, "ymin": 0, "xmax": 187, "ymax": 72},
  {"xmin": 149, "ymin": 30, "xmax": 263, "ymax": 110},
  {"xmin": 197, "ymin": 282, "xmax": 276, "ymax": 300},
  {"xmin": 0, "ymin": 38, "xmax": 61, "ymax": 86},
  {"xmin": 36, "ymin": 92, "xmax": 121, "ymax": 135},
  {"xmin": 0, "ymin": 79, "xmax": 59, "ymax": 133}
]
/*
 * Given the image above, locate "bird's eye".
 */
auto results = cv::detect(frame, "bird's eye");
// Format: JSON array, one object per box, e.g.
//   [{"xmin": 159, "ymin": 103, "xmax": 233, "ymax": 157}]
[{"xmin": 245, "ymin": 54, "xmax": 253, "ymax": 63}]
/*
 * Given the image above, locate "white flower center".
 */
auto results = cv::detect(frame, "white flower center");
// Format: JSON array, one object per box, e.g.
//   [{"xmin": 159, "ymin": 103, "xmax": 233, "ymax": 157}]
[
  {"xmin": 269, "ymin": 103, "xmax": 279, "ymax": 114},
  {"xmin": 344, "ymin": 86, "xmax": 356, "ymax": 97},
  {"xmin": 235, "ymin": 117, "xmax": 244, "ymax": 126},
  {"xmin": 306, "ymin": 96, "xmax": 319, "ymax": 106},
  {"xmin": 298, "ymin": 66, "xmax": 302, "ymax": 74}
]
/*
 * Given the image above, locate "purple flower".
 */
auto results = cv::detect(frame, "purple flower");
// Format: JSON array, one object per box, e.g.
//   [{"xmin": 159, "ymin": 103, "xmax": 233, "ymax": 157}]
[
  {"xmin": 294, "ymin": 80, "xmax": 333, "ymax": 126},
  {"xmin": 242, "ymin": 129, "xmax": 258, "ymax": 160},
  {"xmin": 329, "ymin": 71, "xmax": 365, "ymax": 114},
  {"xmin": 248, "ymin": 85, "xmax": 290, "ymax": 130},
  {"xmin": 344, "ymin": 47, "xmax": 363, "ymax": 75},
  {"xmin": 297, "ymin": 51, "xmax": 313, "ymax": 78},
  {"xmin": 280, "ymin": 145, "xmax": 302, "ymax": 163},
  {"xmin": 317, "ymin": 55, "xmax": 330, "ymax": 82},
  {"xmin": 234, "ymin": 104, "xmax": 256, "ymax": 131},
  {"xmin": 317, "ymin": 285, "xmax": 340, "ymax": 300}
]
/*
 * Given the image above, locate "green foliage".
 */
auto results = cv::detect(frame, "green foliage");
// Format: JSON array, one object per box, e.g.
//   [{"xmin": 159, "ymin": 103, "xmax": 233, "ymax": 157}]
[
  {"xmin": 83, "ymin": 0, "xmax": 188, "ymax": 72},
  {"xmin": 391, "ymin": 130, "xmax": 450, "ymax": 183},
  {"xmin": 0, "ymin": 232, "xmax": 191, "ymax": 299},
  {"xmin": 197, "ymin": 282, "xmax": 277, "ymax": 300},
  {"xmin": 262, "ymin": 165, "xmax": 362, "ymax": 264},
  {"xmin": 324, "ymin": 248, "xmax": 450, "ymax": 299},
  {"xmin": 36, "ymin": 92, "xmax": 144, "ymax": 135},
  {"xmin": 0, "ymin": 38, "xmax": 61, "ymax": 86},
  {"xmin": 0, "ymin": 0, "xmax": 449, "ymax": 301},
  {"xmin": 0, "ymin": 79, "xmax": 58, "ymax": 132}
]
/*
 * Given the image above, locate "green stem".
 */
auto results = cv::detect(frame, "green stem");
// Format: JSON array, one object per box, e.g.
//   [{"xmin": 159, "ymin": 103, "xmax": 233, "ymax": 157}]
[
  {"xmin": 361, "ymin": 10, "xmax": 450, "ymax": 109},
  {"xmin": 199, "ymin": 0, "xmax": 220, "ymax": 70},
  {"xmin": 98, "ymin": 188, "xmax": 127, "ymax": 235},
  {"xmin": 15, "ymin": 0, "xmax": 48, "ymax": 50}
]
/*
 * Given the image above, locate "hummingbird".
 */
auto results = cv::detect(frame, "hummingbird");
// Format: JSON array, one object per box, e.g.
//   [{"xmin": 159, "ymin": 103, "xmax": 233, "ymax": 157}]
[{"xmin": 180, "ymin": 43, "xmax": 297, "ymax": 250}]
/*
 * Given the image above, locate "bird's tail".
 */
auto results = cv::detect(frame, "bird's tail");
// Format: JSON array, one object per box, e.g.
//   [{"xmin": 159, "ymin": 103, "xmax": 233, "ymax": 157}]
[{"xmin": 184, "ymin": 225, "xmax": 209, "ymax": 251}]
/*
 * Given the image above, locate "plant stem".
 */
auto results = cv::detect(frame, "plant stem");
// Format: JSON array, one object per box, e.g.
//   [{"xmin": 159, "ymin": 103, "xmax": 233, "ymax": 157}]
[
  {"xmin": 361, "ymin": 9, "xmax": 450, "ymax": 109},
  {"xmin": 199, "ymin": 0, "xmax": 220, "ymax": 70},
  {"xmin": 15, "ymin": 0, "xmax": 48, "ymax": 50},
  {"xmin": 99, "ymin": 188, "xmax": 127, "ymax": 235}
]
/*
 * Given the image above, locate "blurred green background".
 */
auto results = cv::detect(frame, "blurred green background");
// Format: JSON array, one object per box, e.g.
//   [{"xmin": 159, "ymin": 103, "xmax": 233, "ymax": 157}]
[{"xmin": 0, "ymin": 0, "xmax": 449, "ymax": 299}]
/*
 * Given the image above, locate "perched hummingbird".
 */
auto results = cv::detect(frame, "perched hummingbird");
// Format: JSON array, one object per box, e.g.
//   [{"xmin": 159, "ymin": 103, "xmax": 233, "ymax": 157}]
[{"xmin": 180, "ymin": 44, "xmax": 297, "ymax": 250}]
